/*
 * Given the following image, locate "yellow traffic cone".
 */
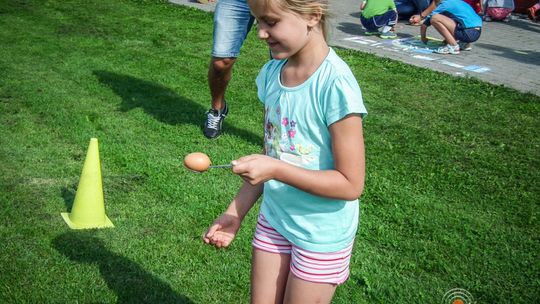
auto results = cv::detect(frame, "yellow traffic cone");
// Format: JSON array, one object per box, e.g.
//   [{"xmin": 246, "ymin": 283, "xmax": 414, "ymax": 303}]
[{"xmin": 61, "ymin": 138, "xmax": 114, "ymax": 229}]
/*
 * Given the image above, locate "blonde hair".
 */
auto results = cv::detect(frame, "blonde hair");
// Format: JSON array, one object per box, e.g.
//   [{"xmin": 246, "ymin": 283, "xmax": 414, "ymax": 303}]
[{"xmin": 255, "ymin": 0, "xmax": 329, "ymax": 40}]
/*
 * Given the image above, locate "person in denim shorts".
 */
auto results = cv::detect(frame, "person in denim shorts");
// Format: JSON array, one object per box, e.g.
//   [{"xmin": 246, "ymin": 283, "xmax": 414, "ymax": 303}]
[{"xmin": 203, "ymin": 0, "xmax": 255, "ymax": 139}]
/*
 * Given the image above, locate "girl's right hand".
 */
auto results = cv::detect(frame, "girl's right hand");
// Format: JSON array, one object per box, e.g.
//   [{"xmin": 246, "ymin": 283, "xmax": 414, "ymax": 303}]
[
  {"xmin": 409, "ymin": 14, "xmax": 421, "ymax": 25},
  {"xmin": 231, "ymin": 154, "xmax": 279, "ymax": 185},
  {"xmin": 203, "ymin": 213, "xmax": 241, "ymax": 248}
]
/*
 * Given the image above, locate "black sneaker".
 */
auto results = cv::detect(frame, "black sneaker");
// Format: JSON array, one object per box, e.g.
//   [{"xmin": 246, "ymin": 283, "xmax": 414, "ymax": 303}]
[{"xmin": 203, "ymin": 102, "xmax": 228, "ymax": 139}]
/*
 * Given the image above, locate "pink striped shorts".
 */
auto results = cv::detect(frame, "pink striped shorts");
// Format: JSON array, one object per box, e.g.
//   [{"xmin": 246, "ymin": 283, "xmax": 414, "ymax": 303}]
[{"xmin": 252, "ymin": 213, "xmax": 354, "ymax": 285}]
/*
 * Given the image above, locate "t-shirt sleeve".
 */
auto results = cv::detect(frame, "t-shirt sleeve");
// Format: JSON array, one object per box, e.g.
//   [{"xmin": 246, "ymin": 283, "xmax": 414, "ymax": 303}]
[
  {"xmin": 255, "ymin": 63, "xmax": 269, "ymax": 105},
  {"xmin": 322, "ymin": 75, "xmax": 367, "ymax": 127}
]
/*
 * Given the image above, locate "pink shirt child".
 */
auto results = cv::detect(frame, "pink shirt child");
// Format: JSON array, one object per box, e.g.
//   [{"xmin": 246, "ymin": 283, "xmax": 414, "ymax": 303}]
[{"xmin": 463, "ymin": 0, "xmax": 482, "ymax": 13}]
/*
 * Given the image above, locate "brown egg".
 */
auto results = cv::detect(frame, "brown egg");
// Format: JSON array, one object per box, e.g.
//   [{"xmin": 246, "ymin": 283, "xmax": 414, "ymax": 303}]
[{"xmin": 184, "ymin": 152, "xmax": 211, "ymax": 172}]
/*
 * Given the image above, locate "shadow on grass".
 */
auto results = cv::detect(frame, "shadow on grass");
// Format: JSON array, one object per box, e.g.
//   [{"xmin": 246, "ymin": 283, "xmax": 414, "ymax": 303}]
[
  {"xmin": 93, "ymin": 70, "xmax": 261, "ymax": 146},
  {"xmin": 53, "ymin": 232, "xmax": 193, "ymax": 304},
  {"xmin": 61, "ymin": 185, "xmax": 77, "ymax": 212}
]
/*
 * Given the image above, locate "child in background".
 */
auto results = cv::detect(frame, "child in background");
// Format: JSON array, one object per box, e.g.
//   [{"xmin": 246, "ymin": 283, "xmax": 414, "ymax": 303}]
[
  {"xmin": 463, "ymin": 0, "xmax": 482, "ymax": 13},
  {"xmin": 421, "ymin": 0, "xmax": 482, "ymax": 54},
  {"xmin": 528, "ymin": 1, "xmax": 540, "ymax": 22},
  {"xmin": 360, "ymin": 0, "xmax": 399, "ymax": 38},
  {"xmin": 409, "ymin": 0, "xmax": 481, "ymax": 25},
  {"xmin": 483, "ymin": 0, "xmax": 514, "ymax": 22},
  {"xmin": 203, "ymin": 0, "xmax": 367, "ymax": 302}
]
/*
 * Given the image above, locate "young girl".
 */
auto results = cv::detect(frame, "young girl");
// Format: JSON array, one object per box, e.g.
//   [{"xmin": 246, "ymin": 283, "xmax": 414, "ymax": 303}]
[
  {"xmin": 360, "ymin": 0, "xmax": 399, "ymax": 38},
  {"xmin": 463, "ymin": 0, "xmax": 483, "ymax": 13},
  {"xmin": 421, "ymin": 0, "xmax": 482, "ymax": 54},
  {"xmin": 482, "ymin": 0, "xmax": 515, "ymax": 22},
  {"xmin": 203, "ymin": 0, "xmax": 367, "ymax": 303}
]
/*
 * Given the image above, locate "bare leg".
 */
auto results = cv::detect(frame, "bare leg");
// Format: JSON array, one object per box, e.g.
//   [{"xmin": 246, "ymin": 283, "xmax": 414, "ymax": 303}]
[
  {"xmin": 208, "ymin": 57, "xmax": 236, "ymax": 111},
  {"xmin": 283, "ymin": 273, "xmax": 337, "ymax": 304},
  {"xmin": 430, "ymin": 14, "xmax": 458, "ymax": 46},
  {"xmin": 251, "ymin": 248, "xmax": 291, "ymax": 304}
]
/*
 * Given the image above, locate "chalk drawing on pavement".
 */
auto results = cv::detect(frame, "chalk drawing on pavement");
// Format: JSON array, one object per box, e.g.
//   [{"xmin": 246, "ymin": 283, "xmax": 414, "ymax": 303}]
[
  {"xmin": 342, "ymin": 36, "xmax": 491, "ymax": 74},
  {"xmin": 462, "ymin": 65, "xmax": 491, "ymax": 73},
  {"xmin": 413, "ymin": 55, "xmax": 437, "ymax": 61}
]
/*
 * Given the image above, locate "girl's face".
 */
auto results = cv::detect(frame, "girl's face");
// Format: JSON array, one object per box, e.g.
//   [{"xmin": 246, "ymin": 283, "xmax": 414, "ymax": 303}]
[{"xmin": 248, "ymin": 1, "xmax": 319, "ymax": 60}]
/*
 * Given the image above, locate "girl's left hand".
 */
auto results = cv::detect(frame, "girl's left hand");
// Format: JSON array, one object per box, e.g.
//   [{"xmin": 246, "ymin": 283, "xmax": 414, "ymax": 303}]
[{"xmin": 231, "ymin": 154, "xmax": 278, "ymax": 185}]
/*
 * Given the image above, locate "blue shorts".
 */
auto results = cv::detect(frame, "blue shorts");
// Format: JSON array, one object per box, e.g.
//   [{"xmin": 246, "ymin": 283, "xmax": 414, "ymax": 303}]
[
  {"xmin": 212, "ymin": 0, "xmax": 255, "ymax": 58},
  {"xmin": 360, "ymin": 10, "xmax": 398, "ymax": 32},
  {"xmin": 454, "ymin": 23, "xmax": 481, "ymax": 43}
]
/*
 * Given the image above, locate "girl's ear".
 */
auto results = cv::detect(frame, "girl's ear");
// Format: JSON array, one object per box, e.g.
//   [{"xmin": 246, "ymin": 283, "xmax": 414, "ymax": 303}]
[{"xmin": 306, "ymin": 11, "xmax": 322, "ymax": 28}]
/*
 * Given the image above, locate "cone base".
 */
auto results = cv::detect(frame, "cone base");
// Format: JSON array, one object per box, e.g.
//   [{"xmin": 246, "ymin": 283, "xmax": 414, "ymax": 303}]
[{"xmin": 61, "ymin": 212, "xmax": 114, "ymax": 229}]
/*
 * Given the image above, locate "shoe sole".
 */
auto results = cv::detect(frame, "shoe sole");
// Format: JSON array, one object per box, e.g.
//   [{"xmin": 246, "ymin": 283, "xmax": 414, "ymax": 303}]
[{"xmin": 435, "ymin": 50, "xmax": 460, "ymax": 55}]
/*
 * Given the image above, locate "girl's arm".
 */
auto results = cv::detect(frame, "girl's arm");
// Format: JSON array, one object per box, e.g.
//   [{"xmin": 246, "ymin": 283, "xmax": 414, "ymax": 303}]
[
  {"xmin": 204, "ymin": 110, "xmax": 266, "ymax": 249},
  {"xmin": 223, "ymin": 181, "xmax": 263, "ymax": 220},
  {"xmin": 203, "ymin": 181, "xmax": 263, "ymax": 248},
  {"xmin": 420, "ymin": 24, "xmax": 429, "ymax": 43},
  {"xmin": 232, "ymin": 114, "xmax": 365, "ymax": 201}
]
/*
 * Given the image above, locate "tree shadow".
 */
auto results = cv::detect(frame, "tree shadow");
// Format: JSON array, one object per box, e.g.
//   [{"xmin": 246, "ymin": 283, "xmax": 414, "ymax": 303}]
[
  {"xmin": 473, "ymin": 43, "xmax": 540, "ymax": 65},
  {"xmin": 53, "ymin": 232, "xmax": 193, "ymax": 304},
  {"xmin": 499, "ymin": 15, "xmax": 540, "ymax": 34},
  {"xmin": 93, "ymin": 70, "xmax": 261, "ymax": 146},
  {"xmin": 337, "ymin": 21, "xmax": 365, "ymax": 36}
]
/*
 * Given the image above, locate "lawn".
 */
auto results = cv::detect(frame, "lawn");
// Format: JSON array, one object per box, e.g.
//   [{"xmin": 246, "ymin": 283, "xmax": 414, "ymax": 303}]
[{"xmin": 0, "ymin": 0, "xmax": 538, "ymax": 303}]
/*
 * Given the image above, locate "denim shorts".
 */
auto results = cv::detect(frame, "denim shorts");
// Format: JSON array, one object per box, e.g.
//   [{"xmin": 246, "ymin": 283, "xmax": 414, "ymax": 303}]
[
  {"xmin": 212, "ymin": 0, "xmax": 255, "ymax": 58},
  {"xmin": 455, "ymin": 23, "xmax": 481, "ymax": 43}
]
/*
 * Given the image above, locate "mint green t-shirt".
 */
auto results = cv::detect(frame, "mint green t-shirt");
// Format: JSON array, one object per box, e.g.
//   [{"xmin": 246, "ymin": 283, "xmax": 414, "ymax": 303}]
[
  {"xmin": 255, "ymin": 48, "xmax": 367, "ymax": 253},
  {"xmin": 361, "ymin": 0, "xmax": 396, "ymax": 19}
]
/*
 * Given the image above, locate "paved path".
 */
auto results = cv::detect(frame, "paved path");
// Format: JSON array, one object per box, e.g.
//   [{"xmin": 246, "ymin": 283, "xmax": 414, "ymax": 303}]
[{"xmin": 170, "ymin": 0, "xmax": 539, "ymax": 96}]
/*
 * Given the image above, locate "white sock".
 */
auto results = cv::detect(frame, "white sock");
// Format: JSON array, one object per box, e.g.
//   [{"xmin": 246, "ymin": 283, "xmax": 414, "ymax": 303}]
[{"xmin": 382, "ymin": 25, "xmax": 392, "ymax": 33}]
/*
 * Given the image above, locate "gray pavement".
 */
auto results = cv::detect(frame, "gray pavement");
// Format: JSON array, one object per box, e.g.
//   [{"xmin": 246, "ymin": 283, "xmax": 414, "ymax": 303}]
[{"xmin": 170, "ymin": 0, "xmax": 539, "ymax": 96}]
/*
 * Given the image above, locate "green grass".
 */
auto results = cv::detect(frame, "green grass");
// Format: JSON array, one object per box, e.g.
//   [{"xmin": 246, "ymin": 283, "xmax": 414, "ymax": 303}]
[{"xmin": 0, "ymin": 0, "xmax": 538, "ymax": 303}]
